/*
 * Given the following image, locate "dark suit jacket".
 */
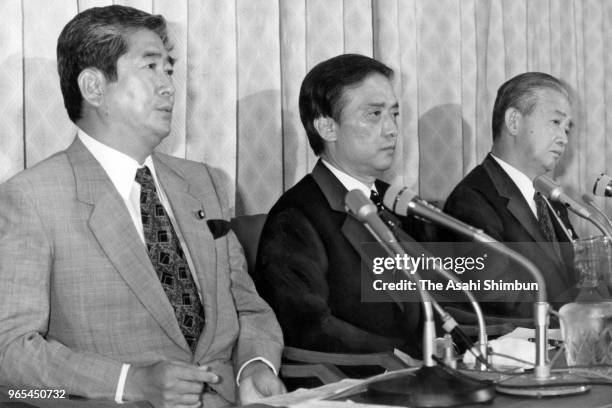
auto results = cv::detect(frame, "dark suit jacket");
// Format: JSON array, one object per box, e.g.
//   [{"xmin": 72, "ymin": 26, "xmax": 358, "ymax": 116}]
[
  {"xmin": 441, "ymin": 154, "xmax": 577, "ymax": 321},
  {"xmin": 0, "ymin": 138, "xmax": 282, "ymax": 403},
  {"xmin": 254, "ymin": 161, "xmax": 425, "ymax": 356}
]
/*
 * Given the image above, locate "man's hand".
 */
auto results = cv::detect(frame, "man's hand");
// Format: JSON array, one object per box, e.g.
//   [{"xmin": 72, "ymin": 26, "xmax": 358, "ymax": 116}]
[
  {"xmin": 125, "ymin": 360, "xmax": 219, "ymax": 408},
  {"xmin": 238, "ymin": 361, "xmax": 286, "ymax": 405}
]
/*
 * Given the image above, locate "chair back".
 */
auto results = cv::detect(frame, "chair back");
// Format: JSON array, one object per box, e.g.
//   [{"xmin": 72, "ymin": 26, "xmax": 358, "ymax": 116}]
[{"xmin": 230, "ymin": 214, "xmax": 267, "ymax": 275}]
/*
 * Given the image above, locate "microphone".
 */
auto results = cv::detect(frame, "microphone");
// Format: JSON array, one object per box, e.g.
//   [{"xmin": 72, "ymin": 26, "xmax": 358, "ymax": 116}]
[
  {"xmin": 380, "ymin": 187, "xmax": 590, "ymax": 396},
  {"xmin": 533, "ymin": 175, "xmax": 591, "ymax": 218},
  {"xmin": 380, "ymin": 211, "xmax": 489, "ymax": 368},
  {"xmin": 345, "ymin": 189, "xmax": 435, "ymax": 366},
  {"xmin": 344, "ymin": 190, "xmax": 398, "ymax": 243},
  {"xmin": 344, "ymin": 189, "xmax": 495, "ymax": 406},
  {"xmin": 534, "ymin": 175, "xmax": 612, "ymax": 238},
  {"xmin": 383, "ymin": 184, "xmax": 546, "ymax": 300},
  {"xmin": 382, "ymin": 185, "xmax": 495, "ymax": 243},
  {"xmin": 593, "ymin": 173, "xmax": 612, "ymax": 197},
  {"xmin": 382, "ymin": 184, "xmax": 554, "ymax": 380},
  {"xmin": 346, "ymin": 190, "xmax": 491, "ymax": 368}
]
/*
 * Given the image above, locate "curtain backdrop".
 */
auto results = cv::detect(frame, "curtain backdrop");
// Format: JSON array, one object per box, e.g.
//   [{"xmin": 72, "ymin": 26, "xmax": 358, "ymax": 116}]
[{"xmin": 1, "ymin": 0, "xmax": 611, "ymax": 236}]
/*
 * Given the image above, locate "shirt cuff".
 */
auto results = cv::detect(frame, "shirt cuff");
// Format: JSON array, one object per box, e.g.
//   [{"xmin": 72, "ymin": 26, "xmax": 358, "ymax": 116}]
[
  {"xmin": 114, "ymin": 363, "xmax": 130, "ymax": 404},
  {"xmin": 235, "ymin": 357, "xmax": 277, "ymax": 386}
]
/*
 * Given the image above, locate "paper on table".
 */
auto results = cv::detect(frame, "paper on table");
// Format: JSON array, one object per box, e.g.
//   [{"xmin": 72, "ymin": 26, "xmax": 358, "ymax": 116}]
[
  {"xmin": 255, "ymin": 368, "xmax": 419, "ymax": 407},
  {"xmin": 292, "ymin": 400, "xmax": 399, "ymax": 408},
  {"xmin": 496, "ymin": 327, "xmax": 562, "ymax": 341},
  {"xmin": 463, "ymin": 327, "xmax": 562, "ymax": 368},
  {"xmin": 254, "ymin": 379, "xmax": 363, "ymax": 407}
]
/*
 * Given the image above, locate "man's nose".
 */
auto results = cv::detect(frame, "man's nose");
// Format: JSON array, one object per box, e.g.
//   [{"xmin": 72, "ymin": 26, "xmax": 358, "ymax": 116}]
[
  {"xmin": 383, "ymin": 113, "xmax": 398, "ymax": 137},
  {"xmin": 159, "ymin": 74, "xmax": 175, "ymax": 97},
  {"xmin": 556, "ymin": 128, "xmax": 568, "ymax": 146}
]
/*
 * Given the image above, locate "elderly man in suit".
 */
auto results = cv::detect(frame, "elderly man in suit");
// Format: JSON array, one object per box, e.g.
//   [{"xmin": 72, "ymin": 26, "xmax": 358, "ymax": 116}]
[
  {"xmin": 442, "ymin": 72, "xmax": 577, "ymax": 322},
  {"xmin": 254, "ymin": 54, "xmax": 425, "ymax": 359},
  {"xmin": 0, "ymin": 5, "xmax": 284, "ymax": 408}
]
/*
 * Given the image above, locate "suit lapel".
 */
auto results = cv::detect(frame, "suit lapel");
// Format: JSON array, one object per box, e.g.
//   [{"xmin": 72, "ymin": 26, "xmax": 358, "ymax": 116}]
[
  {"xmin": 311, "ymin": 161, "xmax": 405, "ymax": 311},
  {"xmin": 153, "ymin": 155, "xmax": 219, "ymax": 361},
  {"xmin": 483, "ymin": 155, "xmax": 566, "ymax": 271},
  {"xmin": 66, "ymin": 138, "xmax": 190, "ymax": 352}
]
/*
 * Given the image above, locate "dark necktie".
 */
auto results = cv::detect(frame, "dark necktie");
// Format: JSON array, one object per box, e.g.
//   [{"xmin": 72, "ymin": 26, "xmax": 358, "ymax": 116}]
[
  {"xmin": 136, "ymin": 166, "xmax": 205, "ymax": 352},
  {"xmin": 534, "ymin": 192, "xmax": 556, "ymax": 242},
  {"xmin": 370, "ymin": 189, "xmax": 385, "ymax": 212}
]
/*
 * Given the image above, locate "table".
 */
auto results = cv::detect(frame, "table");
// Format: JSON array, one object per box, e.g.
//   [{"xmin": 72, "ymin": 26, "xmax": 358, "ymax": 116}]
[{"xmin": 2, "ymin": 383, "xmax": 611, "ymax": 408}]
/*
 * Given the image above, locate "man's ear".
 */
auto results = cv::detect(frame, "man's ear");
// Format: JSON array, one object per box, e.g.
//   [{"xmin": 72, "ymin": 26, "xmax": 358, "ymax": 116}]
[
  {"xmin": 77, "ymin": 68, "xmax": 106, "ymax": 108},
  {"xmin": 314, "ymin": 117, "xmax": 337, "ymax": 142},
  {"xmin": 504, "ymin": 107, "xmax": 522, "ymax": 136}
]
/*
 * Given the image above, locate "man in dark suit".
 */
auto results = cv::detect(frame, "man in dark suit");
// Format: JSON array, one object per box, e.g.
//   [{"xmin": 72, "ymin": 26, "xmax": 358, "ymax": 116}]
[
  {"xmin": 254, "ymin": 54, "xmax": 424, "ymax": 357},
  {"xmin": 0, "ymin": 6, "xmax": 284, "ymax": 408},
  {"xmin": 443, "ymin": 72, "xmax": 577, "ymax": 321}
]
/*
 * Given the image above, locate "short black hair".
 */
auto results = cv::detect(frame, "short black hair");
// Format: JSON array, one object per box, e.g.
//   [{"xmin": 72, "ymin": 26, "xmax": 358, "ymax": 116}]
[
  {"xmin": 57, "ymin": 5, "xmax": 170, "ymax": 123},
  {"xmin": 298, "ymin": 54, "xmax": 394, "ymax": 155},
  {"xmin": 491, "ymin": 72, "xmax": 569, "ymax": 141}
]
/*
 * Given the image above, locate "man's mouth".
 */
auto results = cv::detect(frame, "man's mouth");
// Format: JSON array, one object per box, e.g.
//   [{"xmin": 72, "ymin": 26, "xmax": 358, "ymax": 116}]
[{"xmin": 550, "ymin": 150, "xmax": 563, "ymax": 157}]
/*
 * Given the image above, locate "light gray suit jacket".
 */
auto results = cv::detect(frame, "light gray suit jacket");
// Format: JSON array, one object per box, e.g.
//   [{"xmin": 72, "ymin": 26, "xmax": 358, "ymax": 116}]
[{"xmin": 0, "ymin": 138, "xmax": 283, "ymax": 404}]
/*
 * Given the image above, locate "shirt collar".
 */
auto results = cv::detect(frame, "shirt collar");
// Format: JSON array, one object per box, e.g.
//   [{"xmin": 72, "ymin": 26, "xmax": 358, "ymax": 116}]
[
  {"xmin": 321, "ymin": 159, "xmax": 376, "ymax": 197},
  {"xmin": 491, "ymin": 153, "xmax": 537, "ymax": 215},
  {"xmin": 78, "ymin": 129, "xmax": 155, "ymax": 200}
]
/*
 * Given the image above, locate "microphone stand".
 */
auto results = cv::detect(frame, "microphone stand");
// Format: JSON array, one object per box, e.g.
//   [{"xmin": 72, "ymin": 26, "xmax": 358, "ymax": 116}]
[
  {"xmin": 346, "ymin": 191, "xmax": 495, "ymax": 406},
  {"xmin": 449, "ymin": 216, "xmax": 590, "ymax": 395},
  {"xmin": 358, "ymin": 216, "xmax": 436, "ymax": 367},
  {"xmin": 382, "ymin": 189, "xmax": 590, "ymax": 396},
  {"xmin": 386, "ymin": 190, "xmax": 552, "ymax": 378},
  {"xmin": 383, "ymin": 216, "xmax": 489, "ymax": 369}
]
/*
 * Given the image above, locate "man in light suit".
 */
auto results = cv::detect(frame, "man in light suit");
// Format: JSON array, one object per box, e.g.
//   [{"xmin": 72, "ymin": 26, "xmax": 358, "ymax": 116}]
[
  {"xmin": 254, "ymin": 55, "xmax": 426, "ymax": 361},
  {"xmin": 442, "ymin": 72, "xmax": 577, "ymax": 322},
  {"xmin": 0, "ymin": 5, "xmax": 284, "ymax": 407}
]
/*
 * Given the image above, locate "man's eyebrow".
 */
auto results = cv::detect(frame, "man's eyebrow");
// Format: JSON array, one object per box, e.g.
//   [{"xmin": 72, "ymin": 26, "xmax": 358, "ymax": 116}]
[
  {"xmin": 364, "ymin": 102, "xmax": 399, "ymax": 109},
  {"xmin": 142, "ymin": 51, "xmax": 162, "ymax": 59},
  {"xmin": 142, "ymin": 51, "xmax": 176, "ymax": 66},
  {"xmin": 552, "ymin": 109, "xmax": 573, "ymax": 128}
]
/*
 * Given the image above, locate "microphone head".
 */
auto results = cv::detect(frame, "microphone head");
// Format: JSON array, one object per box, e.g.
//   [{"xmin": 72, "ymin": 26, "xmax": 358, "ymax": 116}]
[
  {"xmin": 594, "ymin": 173, "xmax": 612, "ymax": 197},
  {"xmin": 535, "ymin": 175, "xmax": 592, "ymax": 218},
  {"xmin": 345, "ymin": 189, "xmax": 376, "ymax": 221},
  {"xmin": 533, "ymin": 175, "xmax": 562, "ymax": 201},
  {"xmin": 382, "ymin": 184, "xmax": 418, "ymax": 215}
]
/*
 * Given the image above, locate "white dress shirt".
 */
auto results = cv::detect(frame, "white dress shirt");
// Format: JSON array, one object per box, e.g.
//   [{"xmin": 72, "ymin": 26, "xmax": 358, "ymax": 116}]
[
  {"xmin": 321, "ymin": 159, "xmax": 378, "ymax": 196},
  {"xmin": 490, "ymin": 154, "xmax": 538, "ymax": 218},
  {"xmin": 490, "ymin": 154, "xmax": 575, "ymax": 242},
  {"xmin": 78, "ymin": 131, "xmax": 203, "ymax": 291}
]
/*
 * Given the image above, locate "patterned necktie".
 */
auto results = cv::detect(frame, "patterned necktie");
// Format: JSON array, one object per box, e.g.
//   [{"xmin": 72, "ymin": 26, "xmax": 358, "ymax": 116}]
[
  {"xmin": 136, "ymin": 166, "xmax": 205, "ymax": 352},
  {"xmin": 534, "ymin": 192, "xmax": 556, "ymax": 242},
  {"xmin": 370, "ymin": 189, "xmax": 385, "ymax": 212}
]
